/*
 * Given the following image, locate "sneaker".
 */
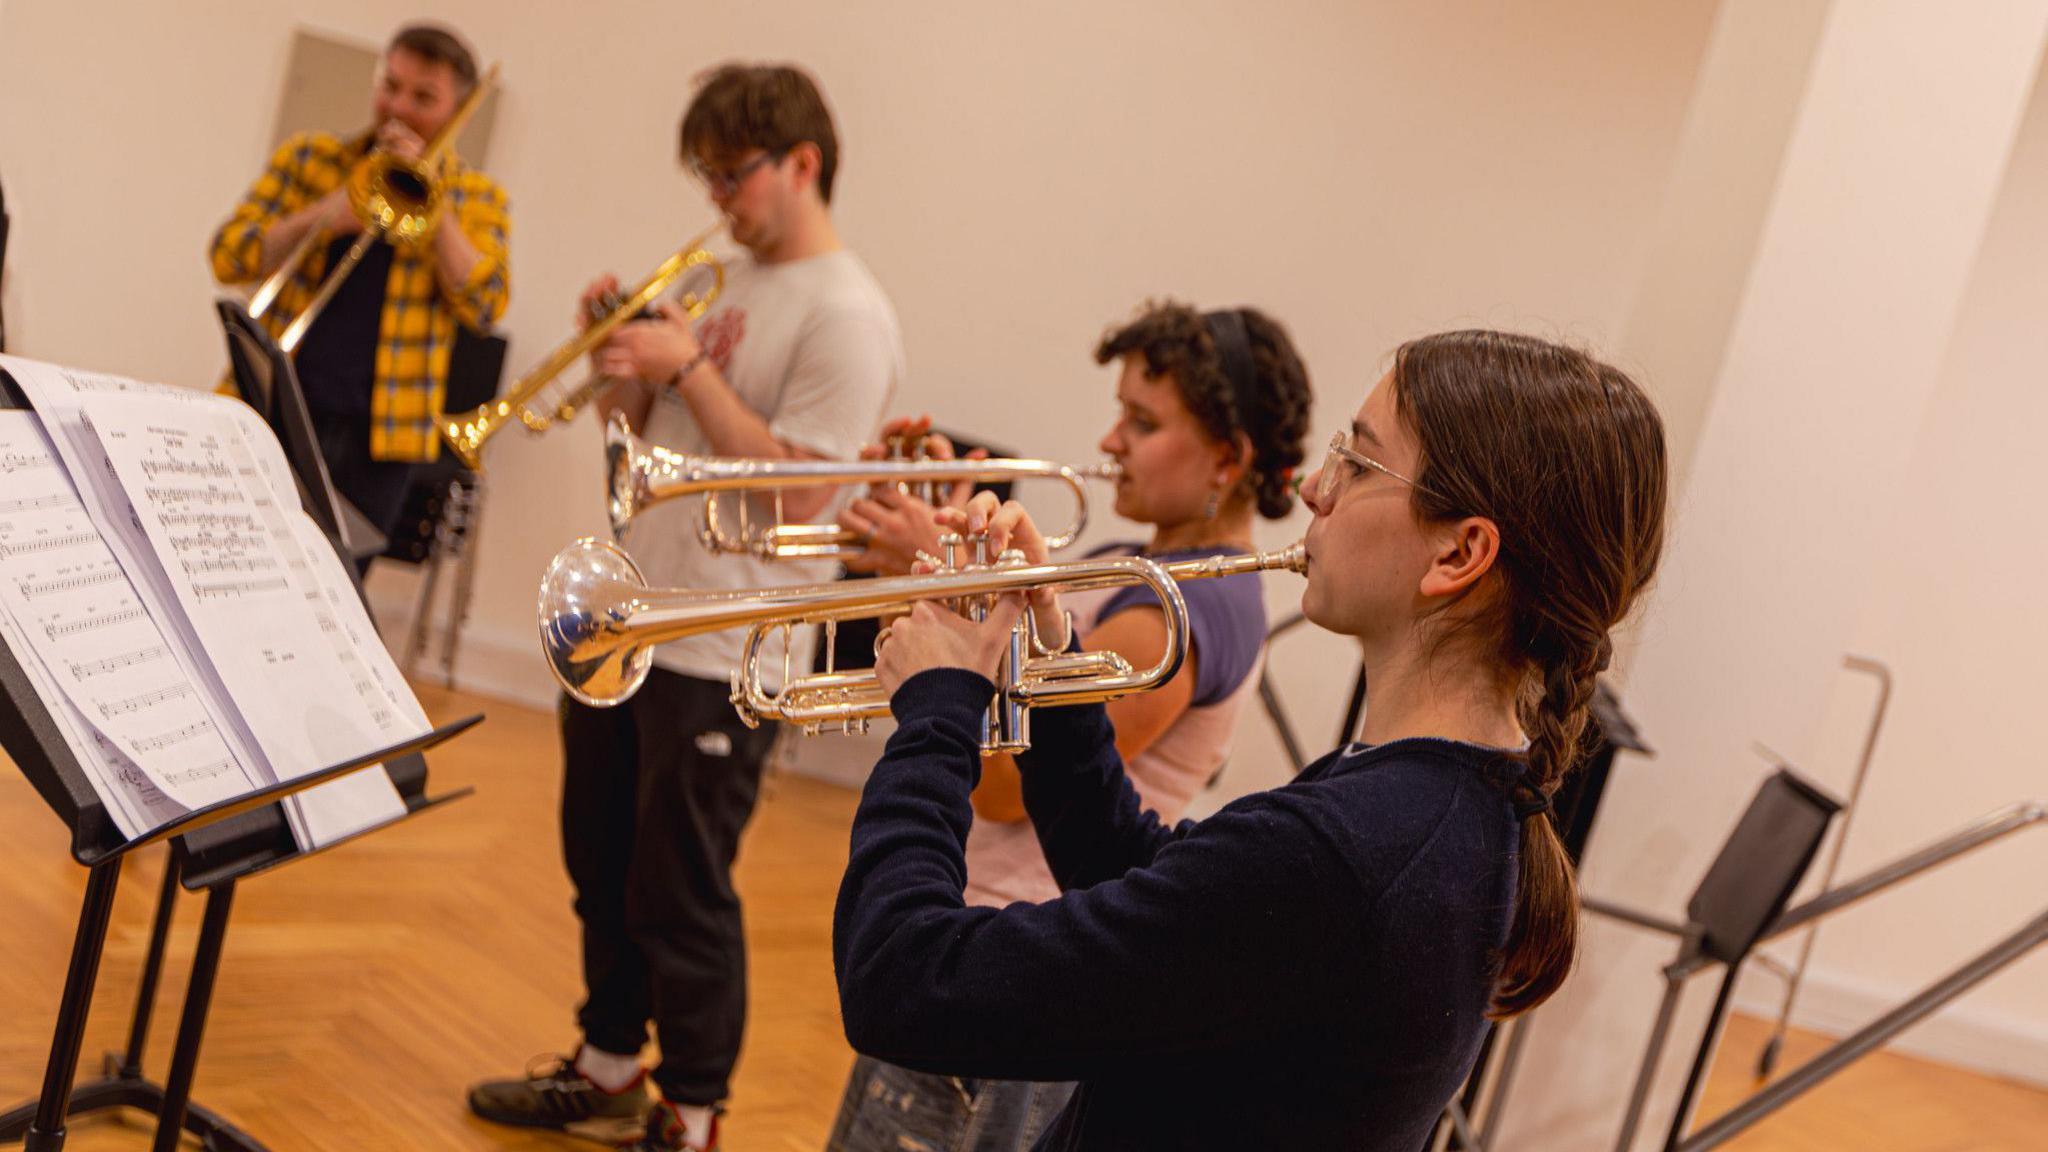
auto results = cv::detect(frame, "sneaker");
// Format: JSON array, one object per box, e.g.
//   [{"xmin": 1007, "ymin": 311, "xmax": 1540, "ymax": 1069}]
[
  {"xmin": 627, "ymin": 1101, "xmax": 721, "ymax": 1152},
  {"xmin": 467, "ymin": 1052, "xmax": 650, "ymax": 1143}
]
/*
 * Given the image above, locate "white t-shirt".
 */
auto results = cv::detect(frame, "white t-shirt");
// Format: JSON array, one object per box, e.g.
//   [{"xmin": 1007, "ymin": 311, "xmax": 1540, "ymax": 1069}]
[{"xmin": 623, "ymin": 249, "xmax": 901, "ymax": 684}]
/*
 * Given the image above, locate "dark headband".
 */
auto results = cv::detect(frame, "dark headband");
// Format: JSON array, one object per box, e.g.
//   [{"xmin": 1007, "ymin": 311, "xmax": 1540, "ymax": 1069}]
[{"xmin": 1204, "ymin": 309, "xmax": 1257, "ymax": 413}]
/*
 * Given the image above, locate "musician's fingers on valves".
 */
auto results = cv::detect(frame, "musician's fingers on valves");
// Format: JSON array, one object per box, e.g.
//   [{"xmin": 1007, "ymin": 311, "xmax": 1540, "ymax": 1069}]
[
  {"xmin": 933, "ymin": 496, "xmax": 1063, "ymax": 631},
  {"xmin": 872, "ymin": 596, "xmax": 1028, "ymax": 696},
  {"xmin": 940, "ymin": 492, "xmax": 1054, "ymax": 565},
  {"xmin": 859, "ymin": 413, "xmax": 936, "ymax": 459},
  {"xmin": 576, "ymin": 274, "xmax": 623, "ymax": 329},
  {"xmin": 594, "ymin": 301, "xmax": 701, "ymax": 387}
]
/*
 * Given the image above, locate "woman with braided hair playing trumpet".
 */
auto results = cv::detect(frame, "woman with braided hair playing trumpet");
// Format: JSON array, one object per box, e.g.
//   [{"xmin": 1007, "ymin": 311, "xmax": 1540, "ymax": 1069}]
[{"xmin": 835, "ymin": 330, "xmax": 1668, "ymax": 1151}]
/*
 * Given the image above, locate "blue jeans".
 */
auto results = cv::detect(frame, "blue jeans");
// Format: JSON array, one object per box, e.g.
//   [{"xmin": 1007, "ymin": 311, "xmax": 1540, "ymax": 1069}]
[{"xmin": 825, "ymin": 1055, "xmax": 1075, "ymax": 1152}]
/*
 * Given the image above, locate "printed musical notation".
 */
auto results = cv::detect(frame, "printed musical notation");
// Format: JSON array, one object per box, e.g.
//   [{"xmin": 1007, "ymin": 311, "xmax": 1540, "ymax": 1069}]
[
  {"xmin": 181, "ymin": 555, "xmax": 280, "ymax": 577},
  {"xmin": 128, "ymin": 719, "xmax": 212, "ymax": 755},
  {"xmin": 144, "ymin": 483, "xmax": 244, "ymax": 509},
  {"xmin": 0, "ymin": 450, "xmax": 41, "ymax": 475},
  {"xmin": 98, "ymin": 682, "xmax": 195, "ymax": 719},
  {"xmin": 0, "ymin": 360, "xmax": 426, "ymax": 846},
  {"xmin": 193, "ymin": 576, "xmax": 291, "ymax": 601},
  {"xmin": 18, "ymin": 566, "xmax": 125, "ymax": 600},
  {"xmin": 139, "ymin": 456, "xmax": 234, "ymax": 483},
  {"xmin": 160, "ymin": 758, "xmax": 236, "ymax": 789},
  {"xmin": 0, "ymin": 531, "xmax": 100, "ymax": 561},
  {"xmin": 0, "ymin": 493, "xmax": 68, "ymax": 515},
  {"xmin": 0, "ymin": 404, "xmax": 252, "ymax": 814},
  {"xmin": 43, "ymin": 605, "xmax": 147, "ymax": 641},
  {"xmin": 68, "ymin": 644, "xmax": 169, "ymax": 679},
  {"xmin": 158, "ymin": 509, "xmax": 260, "ymax": 533}
]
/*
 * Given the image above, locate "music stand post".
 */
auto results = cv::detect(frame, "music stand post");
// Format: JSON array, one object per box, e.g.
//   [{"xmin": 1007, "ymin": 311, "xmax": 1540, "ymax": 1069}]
[{"xmin": 0, "ymin": 377, "xmax": 483, "ymax": 1151}]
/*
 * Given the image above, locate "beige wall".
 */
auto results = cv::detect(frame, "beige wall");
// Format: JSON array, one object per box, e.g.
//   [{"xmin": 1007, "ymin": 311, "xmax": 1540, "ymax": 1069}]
[
  {"xmin": 7, "ymin": 0, "xmax": 2039, "ymax": 1132},
  {"xmin": 1505, "ymin": 5, "xmax": 2048, "ymax": 1146},
  {"xmin": 0, "ymin": 0, "xmax": 1720, "ymax": 720},
  {"xmin": 1759, "ymin": 19, "xmax": 2048, "ymax": 1074}
]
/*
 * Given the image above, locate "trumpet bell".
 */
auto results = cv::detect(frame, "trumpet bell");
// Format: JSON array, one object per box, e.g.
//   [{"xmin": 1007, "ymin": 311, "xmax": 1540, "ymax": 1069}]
[{"xmin": 539, "ymin": 538, "xmax": 655, "ymax": 708}]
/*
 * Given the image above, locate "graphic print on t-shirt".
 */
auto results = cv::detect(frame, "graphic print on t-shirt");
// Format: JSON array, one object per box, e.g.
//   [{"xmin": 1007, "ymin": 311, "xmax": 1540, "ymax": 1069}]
[{"xmin": 697, "ymin": 308, "xmax": 747, "ymax": 375}]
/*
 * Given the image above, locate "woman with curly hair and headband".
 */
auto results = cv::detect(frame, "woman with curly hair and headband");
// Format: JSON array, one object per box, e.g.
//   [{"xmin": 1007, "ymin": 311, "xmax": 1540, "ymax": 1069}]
[
  {"xmin": 836, "ymin": 330, "xmax": 1667, "ymax": 1150},
  {"xmin": 826, "ymin": 301, "xmax": 1312, "ymax": 1151}
]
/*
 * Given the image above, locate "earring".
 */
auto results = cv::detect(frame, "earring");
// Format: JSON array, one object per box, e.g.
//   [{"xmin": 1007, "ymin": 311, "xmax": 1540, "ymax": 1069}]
[
  {"xmin": 1204, "ymin": 492, "xmax": 1220, "ymax": 520},
  {"xmin": 1205, "ymin": 472, "xmax": 1227, "ymax": 520}
]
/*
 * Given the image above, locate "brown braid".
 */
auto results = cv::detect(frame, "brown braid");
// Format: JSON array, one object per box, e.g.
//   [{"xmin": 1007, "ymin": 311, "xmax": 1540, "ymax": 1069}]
[{"xmin": 1393, "ymin": 332, "xmax": 1666, "ymax": 1017}]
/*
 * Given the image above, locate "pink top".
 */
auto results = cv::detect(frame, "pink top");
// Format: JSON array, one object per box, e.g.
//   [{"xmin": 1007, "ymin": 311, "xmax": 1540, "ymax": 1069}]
[{"xmin": 962, "ymin": 559, "xmax": 1267, "ymax": 908}]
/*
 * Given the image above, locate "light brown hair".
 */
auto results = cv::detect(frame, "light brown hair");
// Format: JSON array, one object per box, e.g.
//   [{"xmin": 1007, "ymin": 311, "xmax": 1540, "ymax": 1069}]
[{"xmin": 1393, "ymin": 329, "xmax": 1667, "ymax": 1017}]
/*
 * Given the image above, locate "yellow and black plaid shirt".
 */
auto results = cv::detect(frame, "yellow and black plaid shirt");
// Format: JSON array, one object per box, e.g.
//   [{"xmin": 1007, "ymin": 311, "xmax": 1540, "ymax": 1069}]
[{"xmin": 210, "ymin": 130, "xmax": 510, "ymax": 462}]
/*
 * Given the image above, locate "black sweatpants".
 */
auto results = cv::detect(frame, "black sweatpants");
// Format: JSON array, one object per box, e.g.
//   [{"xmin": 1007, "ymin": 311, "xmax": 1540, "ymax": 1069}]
[{"xmin": 559, "ymin": 667, "xmax": 780, "ymax": 1106}]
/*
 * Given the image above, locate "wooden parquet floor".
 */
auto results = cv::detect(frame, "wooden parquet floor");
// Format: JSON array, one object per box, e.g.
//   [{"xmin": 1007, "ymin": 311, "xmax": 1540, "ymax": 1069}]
[{"xmin": 1, "ymin": 683, "xmax": 2043, "ymax": 1151}]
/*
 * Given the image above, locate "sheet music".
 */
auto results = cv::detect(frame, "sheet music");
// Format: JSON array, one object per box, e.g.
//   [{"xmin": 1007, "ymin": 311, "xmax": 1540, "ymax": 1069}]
[
  {"xmin": 77, "ymin": 392, "xmax": 413, "ymax": 846},
  {"xmin": 0, "ymin": 608, "xmax": 185, "ymax": 839},
  {"xmin": 2, "ymin": 355, "xmax": 284, "ymax": 813},
  {"xmin": 0, "ymin": 411, "xmax": 253, "ymax": 811},
  {"xmin": 288, "ymin": 515, "xmax": 431, "ymax": 734},
  {"xmin": 1, "ymin": 355, "xmax": 424, "ymax": 849}
]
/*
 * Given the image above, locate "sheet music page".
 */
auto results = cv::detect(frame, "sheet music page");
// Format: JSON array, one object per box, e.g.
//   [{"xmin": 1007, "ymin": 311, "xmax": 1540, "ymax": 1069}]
[
  {"xmin": 0, "ymin": 604, "xmax": 185, "ymax": 839},
  {"xmin": 0, "ymin": 411, "xmax": 256, "ymax": 813},
  {"xmin": 1, "ymin": 355, "xmax": 285, "ymax": 809},
  {"xmin": 77, "ymin": 392, "xmax": 413, "ymax": 846},
  {"xmin": 288, "ymin": 515, "xmax": 431, "ymax": 734}
]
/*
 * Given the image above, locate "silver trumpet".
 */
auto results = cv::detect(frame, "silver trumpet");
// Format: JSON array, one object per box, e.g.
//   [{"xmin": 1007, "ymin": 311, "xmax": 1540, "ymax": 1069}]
[
  {"xmin": 603, "ymin": 413, "xmax": 1120, "ymax": 559},
  {"xmin": 537, "ymin": 531, "xmax": 1305, "ymax": 753}
]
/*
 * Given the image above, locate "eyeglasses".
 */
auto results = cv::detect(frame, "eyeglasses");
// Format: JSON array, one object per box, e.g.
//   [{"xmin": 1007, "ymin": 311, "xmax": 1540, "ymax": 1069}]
[
  {"xmin": 1309, "ymin": 431, "xmax": 1427, "ymax": 506},
  {"xmin": 690, "ymin": 149, "xmax": 786, "ymax": 197}
]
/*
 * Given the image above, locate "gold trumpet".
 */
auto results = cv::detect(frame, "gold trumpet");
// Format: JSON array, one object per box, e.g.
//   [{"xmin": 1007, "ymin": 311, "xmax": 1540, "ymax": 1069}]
[
  {"xmin": 439, "ymin": 227, "xmax": 726, "ymax": 470},
  {"xmin": 248, "ymin": 64, "xmax": 501, "ymax": 353},
  {"xmin": 604, "ymin": 412, "xmax": 1121, "ymax": 558},
  {"xmin": 537, "ymin": 532, "xmax": 1304, "ymax": 751}
]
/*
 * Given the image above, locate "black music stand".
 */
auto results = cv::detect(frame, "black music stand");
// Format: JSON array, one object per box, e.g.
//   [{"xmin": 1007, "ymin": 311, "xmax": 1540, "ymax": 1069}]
[
  {"xmin": 0, "ymin": 376, "xmax": 482, "ymax": 1152},
  {"xmin": 214, "ymin": 301, "xmax": 387, "ymax": 570},
  {"xmin": 1, "ymin": 171, "xmax": 11, "ymax": 354}
]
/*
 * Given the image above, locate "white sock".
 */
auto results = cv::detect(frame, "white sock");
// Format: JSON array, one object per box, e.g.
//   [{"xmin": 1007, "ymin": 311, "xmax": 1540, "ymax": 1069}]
[
  {"xmin": 671, "ymin": 1102, "xmax": 716, "ymax": 1150},
  {"xmin": 574, "ymin": 1045, "xmax": 643, "ymax": 1093}
]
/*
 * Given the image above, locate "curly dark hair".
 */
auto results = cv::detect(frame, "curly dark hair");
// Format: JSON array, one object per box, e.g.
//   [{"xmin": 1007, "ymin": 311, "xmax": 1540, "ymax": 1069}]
[{"xmin": 1094, "ymin": 302, "xmax": 1313, "ymax": 518}]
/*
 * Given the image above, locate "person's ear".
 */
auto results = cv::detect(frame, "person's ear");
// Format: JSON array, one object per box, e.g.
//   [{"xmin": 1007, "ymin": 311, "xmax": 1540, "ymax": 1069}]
[{"xmin": 1417, "ymin": 516, "xmax": 1500, "ymax": 600}]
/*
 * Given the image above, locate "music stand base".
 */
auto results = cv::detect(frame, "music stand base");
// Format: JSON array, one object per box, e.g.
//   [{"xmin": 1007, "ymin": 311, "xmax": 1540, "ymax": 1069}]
[{"xmin": 0, "ymin": 1053, "xmax": 266, "ymax": 1152}]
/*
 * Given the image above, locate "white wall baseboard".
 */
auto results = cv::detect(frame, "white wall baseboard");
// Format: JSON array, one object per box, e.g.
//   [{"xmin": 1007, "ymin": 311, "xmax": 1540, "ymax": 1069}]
[{"xmin": 1732, "ymin": 957, "xmax": 2048, "ymax": 1088}]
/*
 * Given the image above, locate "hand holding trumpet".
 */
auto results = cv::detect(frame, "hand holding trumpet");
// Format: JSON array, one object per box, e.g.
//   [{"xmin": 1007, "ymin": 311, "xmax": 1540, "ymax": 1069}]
[
  {"xmin": 837, "ymin": 415, "xmax": 990, "ymax": 576},
  {"xmin": 871, "ymin": 494, "xmax": 1071, "ymax": 694}
]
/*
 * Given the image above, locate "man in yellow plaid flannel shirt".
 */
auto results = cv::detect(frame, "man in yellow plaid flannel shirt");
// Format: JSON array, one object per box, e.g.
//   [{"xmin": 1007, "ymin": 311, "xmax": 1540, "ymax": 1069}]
[{"xmin": 209, "ymin": 24, "xmax": 508, "ymax": 551}]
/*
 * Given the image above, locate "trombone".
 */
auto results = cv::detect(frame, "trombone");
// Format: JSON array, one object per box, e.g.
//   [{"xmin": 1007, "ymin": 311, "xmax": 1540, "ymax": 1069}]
[
  {"xmin": 248, "ymin": 64, "xmax": 501, "ymax": 353},
  {"xmin": 604, "ymin": 412, "xmax": 1121, "ymax": 558},
  {"xmin": 537, "ymin": 531, "xmax": 1304, "ymax": 752},
  {"xmin": 438, "ymin": 226, "xmax": 726, "ymax": 470}
]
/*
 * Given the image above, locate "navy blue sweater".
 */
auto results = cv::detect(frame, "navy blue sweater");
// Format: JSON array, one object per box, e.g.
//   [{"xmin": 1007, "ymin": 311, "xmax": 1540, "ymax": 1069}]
[{"xmin": 833, "ymin": 669, "xmax": 1522, "ymax": 1152}]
